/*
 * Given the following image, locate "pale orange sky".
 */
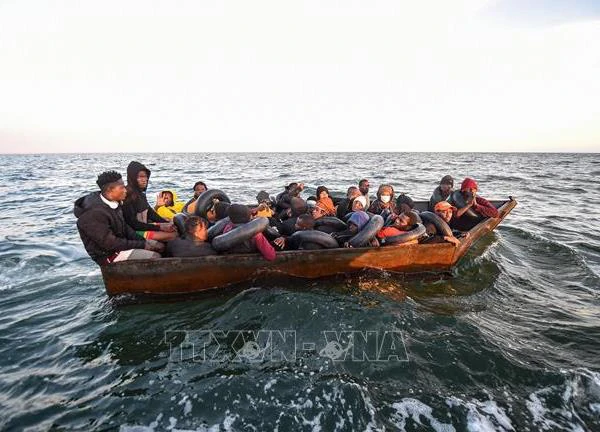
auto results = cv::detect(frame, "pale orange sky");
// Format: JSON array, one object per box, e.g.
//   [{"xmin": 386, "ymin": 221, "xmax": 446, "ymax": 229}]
[{"xmin": 0, "ymin": 0, "xmax": 599, "ymax": 153}]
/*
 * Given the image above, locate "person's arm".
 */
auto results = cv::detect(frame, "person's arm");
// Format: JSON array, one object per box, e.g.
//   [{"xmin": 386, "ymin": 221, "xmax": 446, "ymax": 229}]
[
  {"xmin": 147, "ymin": 206, "xmax": 169, "ymax": 223},
  {"xmin": 474, "ymin": 196, "xmax": 499, "ymax": 218},
  {"xmin": 79, "ymin": 210, "xmax": 146, "ymax": 252},
  {"xmin": 122, "ymin": 202, "xmax": 162, "ymax": 231},
  {"xmin": 253, "ymin": 233, "xmax": 276, "ymax": 261}
]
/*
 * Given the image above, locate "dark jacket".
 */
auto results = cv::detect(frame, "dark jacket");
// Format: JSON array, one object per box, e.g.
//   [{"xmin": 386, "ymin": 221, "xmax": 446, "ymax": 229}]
[
  {"xmin": 122, "ymin": 161, "xmax": 167, "ymax": 232},
  {"xmin": 74, "ymin": 192, "xmax": 146, "ymax": 265}
]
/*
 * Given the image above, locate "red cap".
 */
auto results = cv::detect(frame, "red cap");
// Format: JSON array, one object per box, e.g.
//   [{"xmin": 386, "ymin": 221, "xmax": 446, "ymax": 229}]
[{"xmin": 461, "ymin": 177, "xmax": 478, "ymax": 192}]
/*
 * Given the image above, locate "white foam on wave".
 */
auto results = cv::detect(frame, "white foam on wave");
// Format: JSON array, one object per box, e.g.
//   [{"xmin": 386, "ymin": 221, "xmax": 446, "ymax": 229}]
[
  {"xmin": 119, "ymin": 410, "xmax": 239, "ymax": 432},
  {"xmin": 391, "ymin": 398, "xmax": 455, "ymax": 432},
  {"xmin": 446, "ymin": 396, "xmax": 514, "ymax": 432}
]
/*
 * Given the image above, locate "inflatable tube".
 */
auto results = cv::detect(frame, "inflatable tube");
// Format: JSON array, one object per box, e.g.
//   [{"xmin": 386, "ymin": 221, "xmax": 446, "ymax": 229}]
[
  {"xmin": 290, "ymin": 230, "xmax": 339, "ymax": 249},
  {"xmin": 194, "ymin": 189, "xmax": 231, "ymax": 217},
  {"xmin": 410, "ymin": 209, "xmax": 422, "ymax": 224},
  {"xmin": 349, "ymin": 215, "xmax": 384, "ymax": 248},
  {"xmin": 451, "ymin": 191, "xmax": 479, "ymax": 219},
  {"xmin": 264, "ymin": 226, "xmax": 281, "ymax": 241},
  {"xmin": 172, "ymin": 213, "xmax": 188, "ymax": 238},
  {"xmin": 207, "ymin": 217, "xmax": 230, "ymax": 242},
  {"xmin": 314, "ymin": 216, "xmax": 347, "ymax": 232},
  {"xmin": 379, "ymin": 223, "xmax": 427, "ymax": 246},
  {"xmin": 212, "ymin": 217, "xmax": 269, "ymax": 252},
  {"xmin": 419, "ymin": 211, "xmax": 453, "ymax": 237}
]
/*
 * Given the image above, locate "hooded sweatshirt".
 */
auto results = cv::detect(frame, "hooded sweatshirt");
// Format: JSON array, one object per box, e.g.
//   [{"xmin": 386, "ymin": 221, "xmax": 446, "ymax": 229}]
[
  {"xmin": 155, "ymin": 189, "xmax": 185, "ymax": 220},
  {"xmin": 122, "ymin": 161, "xmax": 168, "ymax": 231},
  {"xmin": 74, "ymin": 192, "xmax": 146, "ymax": 265}
]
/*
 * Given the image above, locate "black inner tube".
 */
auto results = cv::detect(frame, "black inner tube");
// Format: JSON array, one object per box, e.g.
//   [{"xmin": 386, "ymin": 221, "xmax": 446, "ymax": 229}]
[
  {"xmin": 212, "ymin": 217, "xmax": 269, "ymax": 252},
  {"xmin": 349, "ymin": 214, "xmax": 384, "ymax": 248},
  {"xmin": 379, "ymin": 223, "xmax": 427, "ymax": 246},
  {"xmin": 419, "ymin": 211, "xmax": 453, "ymax": 237},
  {"xmin": 290, "ymin": 230, "xmax": 339, "ymax": 249},
  {"xmin": 207, "ymin": 217, "xmax": 230, "ymax": 241},
  {"xmin": 314, "ymin": 216, "xmax": 347, "ymax": 232},
  {"xmin": 172, "ymin": 213, "xmax": 188, "ymax": 238},
  {"xmin": 194, "ymin": 189, "xmax": 231, "ymax": 218}
]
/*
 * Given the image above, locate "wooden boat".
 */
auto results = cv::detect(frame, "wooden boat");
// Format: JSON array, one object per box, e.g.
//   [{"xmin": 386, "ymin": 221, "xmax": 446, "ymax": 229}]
[{"xmin": 101, "ymin": 198, "xmax": 517, "ymax": 297}]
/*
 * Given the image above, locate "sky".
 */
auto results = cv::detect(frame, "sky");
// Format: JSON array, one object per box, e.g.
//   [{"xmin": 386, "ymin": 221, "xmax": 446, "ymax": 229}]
[{"xmin": 0, "ymin": 0, "xmax": 599, "ymax": 153}]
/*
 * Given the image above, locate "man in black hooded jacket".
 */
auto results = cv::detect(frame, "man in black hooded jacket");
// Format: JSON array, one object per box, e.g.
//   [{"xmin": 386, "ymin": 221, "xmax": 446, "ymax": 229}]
[
  {"xmin": 122, "ymin": 160, "xmax": 176, "ymax": 242},
  {"xmin": 74, "ymin": 171, "xmax": 164, "ymax": 265}
]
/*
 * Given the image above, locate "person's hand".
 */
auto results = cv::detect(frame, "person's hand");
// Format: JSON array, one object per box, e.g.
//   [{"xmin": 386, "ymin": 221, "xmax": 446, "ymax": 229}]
[
  {"xmin": 443, "ymin": 236, "xmax": 461, "ymax": 247},
  {"xmin": 343, "ymin": 242, "xmax": 352, "ymax": 248},
  {"xmin": 145, "ymin": 239, "xmax": 165, "ymax": 253},
  {"xmin": 297, "ymin": 183, "xmax": 305, "ymax": 191},
  {"xmin": 155, "ymin": 193, "xmax": 166, "ymax": 207},
  {"xmin": 159, "ymin": 223, "xmax": 176, "ymax": 232},
  {"xmin": 273, "ymin": 237, "xmax": 286, "ymax": 249}
]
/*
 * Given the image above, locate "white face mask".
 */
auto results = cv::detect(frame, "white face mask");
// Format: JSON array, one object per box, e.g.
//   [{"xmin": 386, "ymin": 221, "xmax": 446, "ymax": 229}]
[{"xmin": 380, "ymin": 195, "xmax": 391, "ymax": 203}]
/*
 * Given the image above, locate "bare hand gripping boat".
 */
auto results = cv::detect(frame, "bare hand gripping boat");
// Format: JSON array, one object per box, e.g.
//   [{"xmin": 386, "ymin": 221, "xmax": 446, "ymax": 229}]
[{"xmin": 101, "ymin": 198, "xmax": 517, "ymax": 297}]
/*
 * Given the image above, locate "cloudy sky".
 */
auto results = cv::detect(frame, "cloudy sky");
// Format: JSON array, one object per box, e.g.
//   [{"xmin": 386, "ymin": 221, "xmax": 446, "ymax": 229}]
[{"xmin": 1, "ymin": 0, "xmax": 599, "ymax": 153}]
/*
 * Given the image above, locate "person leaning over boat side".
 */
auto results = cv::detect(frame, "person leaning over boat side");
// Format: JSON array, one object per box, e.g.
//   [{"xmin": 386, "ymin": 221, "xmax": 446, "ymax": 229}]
[
  {"xmin": 315, "ymin": 186, "xmax": 336, "ymax": 216},
  {"xmin": 376, "ymin": 211, "xmax": 419, "ymax": 240},
  {"xmin": 279, "ymin": 197, "xmax": 309, "ymax": 236},
  {"xmin": 368, "ymin": 184, "xmax": 397, "ymax": 215},
  {"xmin": 74, "ymin": 171, "xmax": 164, "ymax": 265},
  {"xmin": 154, "ymin": 190, "xmax": 185, "ymax": 221},
  {"xmin": 183, "ymin": 181, "xmax": 208, "ymax": 214},
  {"xmin": 451, "ymin": 177, "xmax": 499, "ymax": 219},
  {"xmin": 429, "ymin": 175, "xmax": 454, "ymax": 211},
  {"xmin": 166, "ymin": 216, "xmax": 217, "ymax": 257},
  {"xmin": 336, "ymin": 186, "xmax": 361, "ymax": 219},
  {"xmin": 122, "ymin": 161, "xmax": 177, "ymax": 242},
  {"xmin": 332, "ymin": 210, "xmax": 375, "ymax": 247},
  {"xmin": 422, "ymin": 201, "xmax": 463, "ymax": 246},
  {"xmin": 221, "ymin": 204, "xmax": 276, "ymax": 261},
  {"xmin": 358, "ymin": 179, "xmax": 371, "ymax": 209}
]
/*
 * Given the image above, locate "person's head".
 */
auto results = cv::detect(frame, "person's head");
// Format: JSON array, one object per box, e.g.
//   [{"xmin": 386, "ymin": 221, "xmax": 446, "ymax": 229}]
[
  {"xmin": 393, "ymin": 211, "xmax": 418, "ymax": 230},
  {"xmin": 290, "ymin": 197, "xmax": 308, "ymax": 217},
  {"xmin": 193, "ymin": 181, "xmax": 207, "ymax": 198},
  {"xmin": 434, "ymin": 201, "xmax": 456, "ymax": 223},
  {"xmin": 352, "ymin": 195, "xmax": 367, "ymax": 212},
  {"xmin": 348, "ymin": 211, "xmax": 370, "ymax": 231},
  {"xmin": 161, "ymin": 191, "xmax": 174, "ymax": 207},
  {"xmin": 440, "ymin": 175, "xmax": 454, "ymax": 194},
  {"xmin": 214, "ymin": 201, "xmax": 231, "ymax": 221},
  {"xmin": 136, "ymin": 170, "xmax": 149, "ymax": 190},
  {"xmin": 396, "ymin": 194, "xmax": 414, "ymax": 215},
  {"xmin": 285, "ymin": 182, "xmax": 298, "ymax": 192},
  {"xmin": 97, "ymin": 171, "xmax": 126, "ymax": 201},
  {"xmin": 346, "ymin": 186, "xmax": 361, "ymax": 200},
  {"xmin": 256, "ymin": 190, "xmax": 271, "ymax": 205},
  {"xmin": 461, "ymin": 177, "xmax": 478, "ymax": 195},
  {"xmin": 311, "ymin": 202, "xmax": 328, "ymax": 219},
  {"xmin": 295, "ymin": 214, "xmax": 315, "ymax": 231},
  {"xmin": 316, "ymin": 186, "xmax": 330, "ymax": 200},
  {"xmin": 228, "ymin": 204, "xmax": 251, "ymax": 224},
  {"xmin": 185, "ymin": 216, "xmax": 209, "ymax": 242},
  {"xmin": 377, "ymin": 184, "xmax": 394, "ymax": 205},
  {"xmin": 359, "ymin": 179, "xmax": 369, "ymax": 195}
]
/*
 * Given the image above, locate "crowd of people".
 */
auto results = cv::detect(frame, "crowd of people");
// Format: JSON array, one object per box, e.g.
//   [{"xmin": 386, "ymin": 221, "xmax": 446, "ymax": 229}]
[{"xmin": 74, "ymin": 160, "xmax": 500, "ymax": 266}]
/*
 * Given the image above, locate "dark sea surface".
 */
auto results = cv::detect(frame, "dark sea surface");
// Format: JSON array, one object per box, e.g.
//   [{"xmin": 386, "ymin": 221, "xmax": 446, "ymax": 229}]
[{"xmin": 0, "ymin": 152, "xmax": 599, "ymax": 431}]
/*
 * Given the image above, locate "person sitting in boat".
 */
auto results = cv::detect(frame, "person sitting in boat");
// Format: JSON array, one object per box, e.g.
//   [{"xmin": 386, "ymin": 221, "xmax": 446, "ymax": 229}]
[
  {"xmin": 122, "ymin": 161, "xmax": 177, "ymax": 242},
  {"xmin": 275, "ymin": 182, "xmax": 304, "ymax": 218},
  {"xmin": 213, "ymin": 201, "xmax": 231, "ymax": 222},
  {"xmin": 315, "ymin": 186, "xmax": 336, "ymax": 216},
  {"xmin": 376, "ymin": 211, "xmax": 419, "ymax": 240},
  {"xmin": 368, "ymin": 184, "xmax": 397, "ymax": 216},
  {"xmin": 422, "ymin": 201, "xmax": 463, "ymax": 246},
  {"xmin": 253, "ymin": 190, "xmax": 275, "ymax": 218},
  {"xmin": 396, "ymin": 193, "xmax": 415, "ymax": 215},
  {"xmin": 358, "ymin": 179, "xmax": 371, "ymax": 209},
  {"xmin": 279, "ymin": 197, "xmax": 309, "ymax": 236},
  {"xmin": 273, "ymin": 214, "xmax": 323, "ymax": 250},
  {"xmin": 166, "ymin": 216, "xmax": 217, "ymax": 257},
  {"xmin": 74, "ymin": 170, "xmax": 164, "ymax": 265},
  {"xmin": 451, "ymin": 177, "xmax": 499, "ymax": 220},
  {"xmin": 428, "ymin": 175, "xmax": 454, "ymax": 211},
  {"xmin": 351, "ymin": 195, "xmax": 368, "ymax": 212},
  {"xmin": 336, "ymin": 186, "xmax": 361, "ymax": 219},
  {"xmin": 332, "ymin": 210, "xmax": 376, "ymax": 247},
  {"xmin": 155, "ymin": 190, "xmax": 185, "ymax": 221},
  {"xmin": 183, "ymin": 181, "xmax": 208, "ymax": 213},
  {"xmin": 221, "ymin": 204, "xmax": 276, "ymax": 261},
  {"xmin": 310, "ymin": 201, "xmax": 344, "ymax": 234}
]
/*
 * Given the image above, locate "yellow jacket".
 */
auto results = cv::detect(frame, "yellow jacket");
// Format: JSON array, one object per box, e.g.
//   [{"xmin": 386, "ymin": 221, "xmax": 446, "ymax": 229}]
[{"xmin": 156, "ymin": 190, "xmax": 185, "ymax": 220}]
